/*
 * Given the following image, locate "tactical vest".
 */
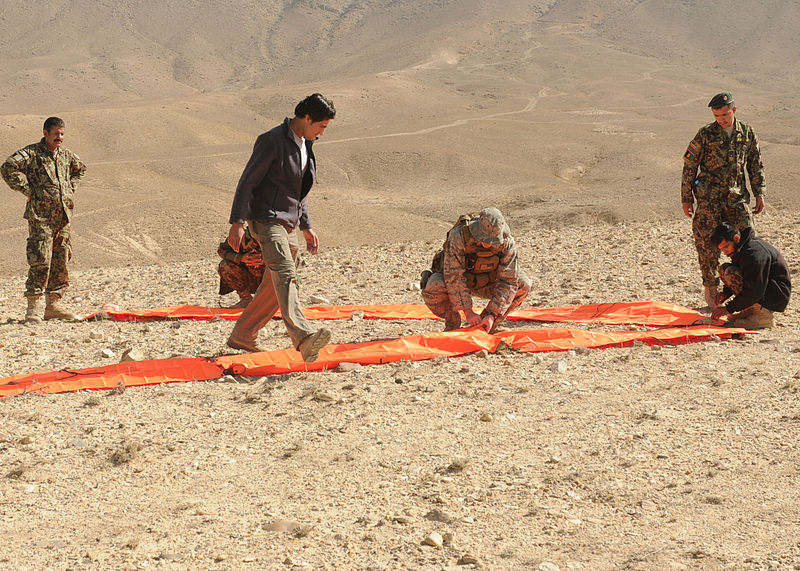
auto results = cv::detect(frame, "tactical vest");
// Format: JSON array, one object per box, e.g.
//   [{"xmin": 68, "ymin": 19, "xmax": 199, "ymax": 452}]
[{"xmin": 426, "ymin": 214, "xmax": 500, "ymax": 289}]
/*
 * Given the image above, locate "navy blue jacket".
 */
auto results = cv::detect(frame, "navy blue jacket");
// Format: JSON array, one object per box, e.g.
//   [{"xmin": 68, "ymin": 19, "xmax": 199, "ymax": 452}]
[
  {"xmin": 723, "ymin": 227, "xmax": 791, "ymax": 313},
  {"xmin": 229, "ymin": 117, "xmax": 316, "ymax": 229}
]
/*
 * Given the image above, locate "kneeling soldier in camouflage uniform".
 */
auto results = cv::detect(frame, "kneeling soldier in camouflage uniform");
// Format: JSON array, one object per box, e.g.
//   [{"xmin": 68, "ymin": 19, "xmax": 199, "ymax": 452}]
[
  {"xmin": 421, "ymin": 207, "xmax": 531, "ymax": 333},
  {"xmin": 217, "ymin": 224, "xmax": 265, "ymax": 309},
  {"xmin": 1, "ymin": 117, "xmax": 86, "ymax": 323},
  {"xmin": 708, "ymin": 222, "xmax": 791, "ymax": 329}
]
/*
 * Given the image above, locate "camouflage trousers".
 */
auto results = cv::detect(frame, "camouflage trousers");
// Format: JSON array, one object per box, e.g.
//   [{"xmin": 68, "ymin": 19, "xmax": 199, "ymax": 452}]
[
  {"xmin": 719, "ymin": 263, "xmax": 774, "ymax": 328},
  {"xmin": 25, "ymin": 219, "xmax": 71, "ymax": 297},
  {"xmin": 719, "ymin": 263, "xmax": 744, "ymax": 295},
  {"xmin": 692, "ymin": 199, "xmax": 753, "ymax": 287},
  {"xmin": 218, "ymin": 259, "xmax": 265, "ymax": 296},
  {"xmin": 422, "ymin": 271, "xmax": 531, "ymax": 320}
]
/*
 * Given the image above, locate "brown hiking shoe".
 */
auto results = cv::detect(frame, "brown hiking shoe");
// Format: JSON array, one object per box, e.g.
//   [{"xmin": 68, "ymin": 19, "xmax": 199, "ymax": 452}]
[
  {"xmin": 226, "ymin": 334, "xmax": 264, "ymax": 353},
  {"xmin": 298, "ymin": 328, "xmax": 331, "ymax": 363},
  {"xmin": 25, "ymin": 295, "xmax": 44, "ymax": 323},
  {"xmin": 728, "ymin": 304, "xmax": 774, "ymax": 330}
]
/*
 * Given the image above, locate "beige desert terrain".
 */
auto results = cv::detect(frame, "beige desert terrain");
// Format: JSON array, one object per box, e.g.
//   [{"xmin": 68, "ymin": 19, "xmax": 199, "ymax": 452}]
[{"xmin": 1, "ymin": 1, "xmax": 800, "ymax": 569}]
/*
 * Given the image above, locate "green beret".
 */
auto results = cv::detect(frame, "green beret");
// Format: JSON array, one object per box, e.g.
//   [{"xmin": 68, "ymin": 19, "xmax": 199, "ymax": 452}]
[{"xmin": 708, "ymin": 92, "xmax": 734, "ymax": 108}]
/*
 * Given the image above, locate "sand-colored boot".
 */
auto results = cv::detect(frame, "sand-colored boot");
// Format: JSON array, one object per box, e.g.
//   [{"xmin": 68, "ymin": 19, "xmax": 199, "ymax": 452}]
[
  {"xmin": 25, "ymin": 295, "xmax": 44, "ymax": 323},
  {"xmin": 44, "ymin": 293, "xmax": 78, "ymax": 321},
  {"xmin": 729, "ymin": 304, "xmax": 774, "ymax": 330}
]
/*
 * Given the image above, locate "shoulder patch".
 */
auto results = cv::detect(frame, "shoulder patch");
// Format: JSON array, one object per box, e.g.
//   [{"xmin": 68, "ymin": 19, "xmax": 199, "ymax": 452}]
[{"xmin": 683, "ymin": 140, "xmax": 700, "ymax": 163}]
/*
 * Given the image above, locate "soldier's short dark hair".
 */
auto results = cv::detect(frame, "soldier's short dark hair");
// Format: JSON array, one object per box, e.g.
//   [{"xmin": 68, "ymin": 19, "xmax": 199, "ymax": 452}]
[
  {"xmin": 710, "ymin": 222, "xmax": 741, "ymax": 246},
  {"xmin": 295, "ymin": 94, "xmax": 336, "ymax": 122},
  {"xmin": 43, "ymin": 117, "xmax": 65, "ymax": 131}
]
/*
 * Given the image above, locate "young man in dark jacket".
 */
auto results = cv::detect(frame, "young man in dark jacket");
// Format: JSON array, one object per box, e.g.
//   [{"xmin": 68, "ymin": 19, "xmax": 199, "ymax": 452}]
[
  {"xmin": 225, "ymin": 94, "xmax": 335, "ymax": 362},
  {"xmin": 709, "ymin": 223, "xmax": 791, "ymax": 329}
]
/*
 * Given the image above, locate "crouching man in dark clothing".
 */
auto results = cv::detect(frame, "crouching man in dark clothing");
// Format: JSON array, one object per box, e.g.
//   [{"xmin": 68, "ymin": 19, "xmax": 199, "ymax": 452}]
[{"xmin": 709, "ymin": 222, "xmax": 791, "ymax": 329}]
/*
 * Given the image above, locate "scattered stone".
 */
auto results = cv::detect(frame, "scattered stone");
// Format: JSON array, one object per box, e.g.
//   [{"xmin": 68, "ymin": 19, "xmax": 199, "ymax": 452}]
[
  {"xmin": 309, "ymin": 295, "xmax": 330, "ymax": 305},
  {"xmin": 312, "ymin": 391, "xmax": 335, "ymax": 402},
  {"xmin": 350, "ymin": 310, "xmax": 365, "ymax": 321},
  {"xmin": 458, "ymin": 553, "xmax": 481, "ymax": 566},
  {"xmin": 480, "ymin": 412, "xmax": 493, "ymax": 422},
  {"xmin": 18, "ymin": 436, "xmax": 34, "ymax": 445},
  {"xmin": 539, "ymin": 562, "xmax": 561, "ymax": 571},
  {"xmin": 424, "ymin": 509, "xmax": 454, "ymax": 523},
  {"xmin": 100, "ymin": 348, "xmax": 116, "ymax": 359},
  {"xmin": 336, "ymin": 362, "xmax": 362, "ymax": 372},
  {"xmin": 640, "ymin": 498, "xmax": 657, "ymax": 511},
  {"xmin": 155, "ymin": 552, "xmax": 181, "ymax": 561},
  {"xmin": 548, "ymin": 359, "xmax": 567, "ymax": 373},
  {"xmin": 392, "ymin": 515, "xmax": 412, "ymax": 524},
  {"xmin": 423, "ymin": 532, "xmax": 443, "ymax": 547},
  {"xmin": 85, "ymin": 551, "xmax": 106, "ymax": 562},
  {"xmin": 71, "ymin": 438, "xmax": 88, "ymax": 448},
  {"xmin": 475, "ymin": 350, "xmax": 489, "ymax": 358},
  {"xmin": 446, "ymin": 457, "xmax": 470, "ymax": 473},
  {"xmin": 107, "ymin": 380, "xmax": 126, "ymax": 396},
  {"xmin": 88, "ymin": 330, "xmax": 105, "ymax": 341},
  {"xmin": 265, "ymin": 519, "xmax": 303, "ymax": 532},
  {"xmin": 110, "ymin": 439, "xmax": 142, "ymax": 466},
  {"xmin": 120, "ymin": 348, "xmax": 144, "ymax": 362},
  {"xmin": 407, "ymin": 282, "xmax": 421, "ymax": 291}
]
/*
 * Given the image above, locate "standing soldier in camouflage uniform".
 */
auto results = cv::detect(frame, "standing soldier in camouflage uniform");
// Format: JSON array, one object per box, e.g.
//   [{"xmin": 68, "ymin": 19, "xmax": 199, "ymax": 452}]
[
  {"xmin": 420, "ymin": 207, "xmax": 531, "ymax": 333},
  {"xmin": 1, "ymin": 117, "xmax": 86, "ymax": 323},
  {"xmin": 682, "ymin": 92, "xmax": 766, "ymax": 308},
  {"xmin": 217, "ymin": 223, "xmax": 265, "ymax": 308}
]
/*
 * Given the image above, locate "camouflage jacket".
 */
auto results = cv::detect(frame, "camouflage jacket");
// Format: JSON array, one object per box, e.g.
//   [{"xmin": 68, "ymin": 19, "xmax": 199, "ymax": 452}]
[
  {"xmin": 1, "ymin": 139, "xmax": 86, "ymax": 223},
  {"xmin": 681, "ymin": 119, "xmax": 765, "ymax": 205},
  {"xmin": 443, "ymin": 223, "xmax": 520, "ymax": 316}
]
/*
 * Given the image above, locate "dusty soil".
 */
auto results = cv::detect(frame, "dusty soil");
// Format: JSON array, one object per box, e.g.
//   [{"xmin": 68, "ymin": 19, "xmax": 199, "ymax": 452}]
[
  {"xmin": 1, "ymin": 213, "xmax": 799, "ymax": 570},
  {"xmin": 3, "ymin": 1, "xmax": 800, "ymax": 569}
]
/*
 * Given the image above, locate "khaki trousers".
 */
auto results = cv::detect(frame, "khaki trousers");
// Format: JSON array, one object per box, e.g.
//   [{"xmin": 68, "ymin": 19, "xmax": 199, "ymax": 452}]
[{"xmin": 229, "ymin": 221, "xmax": 315, "ymax": 348}]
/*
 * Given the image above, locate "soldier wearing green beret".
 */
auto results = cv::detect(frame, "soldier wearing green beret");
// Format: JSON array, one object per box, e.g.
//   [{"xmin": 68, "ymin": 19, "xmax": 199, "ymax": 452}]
[{"xmin": 681, "ymin": 92, "xmax": 766, "ymax": 309}]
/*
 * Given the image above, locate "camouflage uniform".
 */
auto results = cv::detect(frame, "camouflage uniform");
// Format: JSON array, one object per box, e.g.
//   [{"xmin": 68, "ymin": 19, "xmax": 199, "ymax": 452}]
[
  {"xmin": 217, "ymin": 226, "xmax": 265, "ymax": 296},
  {"xmin": 1, "ymin": 139, "xmax": 86, "ymax": 296},
  {"xmin": 682, "ymin": 119, "xmax": 764, "ymax": 286},
  {"xmin": 422, "ymin": 220, "xmax": 531, "ymax": 327}
]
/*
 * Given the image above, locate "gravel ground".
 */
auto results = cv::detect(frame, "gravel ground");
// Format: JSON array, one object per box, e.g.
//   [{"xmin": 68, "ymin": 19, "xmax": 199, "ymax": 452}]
[{"xmin": 1, "ymin": 214, "xmax": 799, "ymax": 570}]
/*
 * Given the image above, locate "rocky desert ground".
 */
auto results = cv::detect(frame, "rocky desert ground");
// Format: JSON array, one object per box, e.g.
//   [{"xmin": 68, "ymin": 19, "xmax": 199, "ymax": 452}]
[{"xmin": 2, "ymin": 1, "xmax": 800, "ymax": 569}]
